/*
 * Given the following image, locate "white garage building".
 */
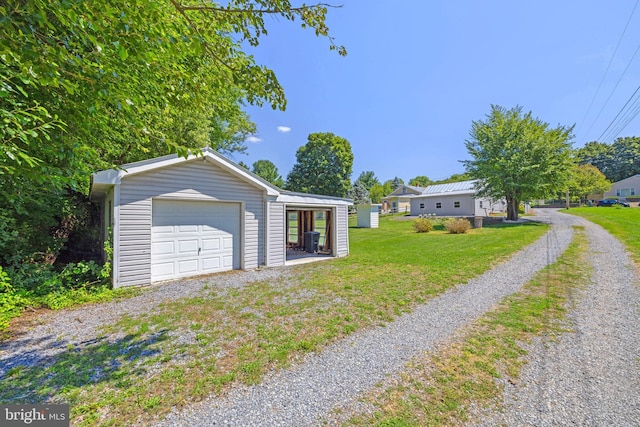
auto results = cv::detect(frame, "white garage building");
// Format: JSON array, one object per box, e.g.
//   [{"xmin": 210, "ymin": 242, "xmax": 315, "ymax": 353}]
[{"xmin": 90, "ymin": 148, "xmax": 352, "ymax": 288}]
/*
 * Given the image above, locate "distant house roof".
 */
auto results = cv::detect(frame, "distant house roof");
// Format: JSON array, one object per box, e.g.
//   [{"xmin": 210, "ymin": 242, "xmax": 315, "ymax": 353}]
[
  {"xmin": 419, "ymin": 180, "xmax": 477, "ymax": 196},
  {"xmin": 400, "ymin": 180, "xmax": 479, "ymax": 200}
]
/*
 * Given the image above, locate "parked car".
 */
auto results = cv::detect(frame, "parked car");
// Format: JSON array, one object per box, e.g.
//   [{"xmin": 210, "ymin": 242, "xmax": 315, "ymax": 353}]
[{"xmin": 596, "ymin": 199, "xmax": 630, "ymax": 207}]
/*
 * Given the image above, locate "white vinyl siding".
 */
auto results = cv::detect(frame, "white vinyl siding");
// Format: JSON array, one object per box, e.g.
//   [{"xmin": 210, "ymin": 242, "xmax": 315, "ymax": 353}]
[
  {"xmin": 410, "ymin": 195, "xmax": 476, "ymax": 217},
  {"xmin": 266, "ymin": 202, "xmax": 286, "ymax": 266},
  {"xmin": 115, "ymin": 159, "xmax": 264, "ymax": 287},
  {"xmin": 336, "ymin": 205, "xmax": 349, "ymax": 257}
]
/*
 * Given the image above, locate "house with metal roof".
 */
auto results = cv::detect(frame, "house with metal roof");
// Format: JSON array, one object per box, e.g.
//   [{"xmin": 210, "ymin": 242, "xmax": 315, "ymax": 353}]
[{"xmin": 407, "ymin": 180, "xmax": 506, "ymax": 217}]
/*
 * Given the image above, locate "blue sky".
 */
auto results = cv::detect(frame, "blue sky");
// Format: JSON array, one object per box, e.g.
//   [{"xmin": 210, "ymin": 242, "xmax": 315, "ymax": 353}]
[{"xmin": 235, "ymin": 1, "xmax": 640, "ymax": 184}]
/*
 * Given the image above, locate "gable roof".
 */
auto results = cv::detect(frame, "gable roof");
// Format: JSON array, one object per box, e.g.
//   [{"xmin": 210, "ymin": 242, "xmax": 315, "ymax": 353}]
[
  {"xmin": 385, "ymin": 185, "xmax": 426, "ymax": 198},
  {"xmin": 89, "ymin": 147, "xmax": 352, "ymax": 206},
  {"xmin": 90, "ymin": 147, "xmax": 280, "ymax": 200}
]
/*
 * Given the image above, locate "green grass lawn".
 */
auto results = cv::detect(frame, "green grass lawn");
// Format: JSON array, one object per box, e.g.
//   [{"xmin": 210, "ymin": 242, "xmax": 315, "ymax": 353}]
[
  {"xmin": 0, "ymin": 215, "xmax": 549, "ymax": 426},
  {"xmin": 346, "ymin": 226, "xmax": 591, "ymax": 426},
  {"xmin": 565, "ymin": 206, "xmax": 640, "ymax": 266}
]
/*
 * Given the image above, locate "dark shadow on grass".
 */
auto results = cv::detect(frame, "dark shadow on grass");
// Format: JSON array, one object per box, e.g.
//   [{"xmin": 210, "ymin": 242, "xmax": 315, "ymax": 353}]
[{"xmin": 0, "ymin": 330, "xmax": 168, "ymax": 404}]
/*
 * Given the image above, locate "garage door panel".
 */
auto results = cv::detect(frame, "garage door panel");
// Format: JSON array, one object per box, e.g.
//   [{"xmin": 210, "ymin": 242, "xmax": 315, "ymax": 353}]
[
  {"xmin": 178, "ymin": 239, "xmax": 199, "ymax": 254},
  {"xmin": 178, "ymin": 259, "xmax": 199, "ymax": 274},
  {"xmin": 153, "ymin": 262, "xmax": 175, "ymax": 278},
  {"xmin": 152, "ymin": 241, "xmax": 175, "ymax": 256},
  {"xmin": 151, "ymin": 200, "xmax": 240, "ymax": 282},
  {"xmin": 201, "ymin": 238, "xmax": 221, "ymax": 251},
  {"xmin": 178, "ymin": 224, "xmax": 199, "ymax": 233},
  {"xmin": 202, "ymin": 256, "xmax": 221, "ymax": 271},
  {"xmin": 223, "ymin": 237, "xmax": 233, "ymax": 250}
]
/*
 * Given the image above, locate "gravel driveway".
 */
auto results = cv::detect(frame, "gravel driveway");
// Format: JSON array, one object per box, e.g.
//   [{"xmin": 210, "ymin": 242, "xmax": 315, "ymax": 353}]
[
  {"xmin": 470, "ymin": 210, "xmax": 640, "ymax": 426},
  {"xmin": 1, "ymin": 209, "xmax": 638, "ymax": 426}
]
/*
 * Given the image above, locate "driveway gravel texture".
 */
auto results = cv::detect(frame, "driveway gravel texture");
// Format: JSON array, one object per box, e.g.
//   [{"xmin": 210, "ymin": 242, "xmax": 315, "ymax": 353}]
[{"xmin": 1, "ymin": 209, "xmax": 638, "ymax": 426}]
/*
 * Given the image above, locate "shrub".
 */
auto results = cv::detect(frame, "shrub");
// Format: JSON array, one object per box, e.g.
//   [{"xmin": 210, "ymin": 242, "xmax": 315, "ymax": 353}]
[
  {"xmin": 444, "ymin": 218, "xmax": 471, "ymax": 234},
  {"xmin": 0, "ymin": 266, "xmax": 29, "ymax": 330},
  {"xmin": 413, "ymin": 217, "xmax": 433, "ymax": 233}
]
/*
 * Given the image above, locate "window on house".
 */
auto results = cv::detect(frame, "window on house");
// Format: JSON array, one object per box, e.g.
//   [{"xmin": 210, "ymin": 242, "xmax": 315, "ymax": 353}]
[
  {"xmin": 419, "ymin": 203, "xmax": 424, "ymax": 209},
  {"xmin": 436, "ymin": 202, "xmax": 442, "ymax": 209},
  {"xmin": 617, "ymin": 188, "xmax": 635, "ymax": 197},
  {"xmin": 479, "ymin": 201, "xmax": 483, "ymax": 208},
  {"xmin": 454, "ymin": 201, "xmax": 461, "ymax": 208}
]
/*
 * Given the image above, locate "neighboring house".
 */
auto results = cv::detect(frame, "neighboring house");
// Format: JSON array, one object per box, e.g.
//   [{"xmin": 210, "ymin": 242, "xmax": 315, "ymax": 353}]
[
  {"xmin": 381, "ymin": 185, "xmax": 426, "ymax": 213},
  {"xmin": 90, "ymin": 148, "xmax": 352, "ymax": 288},
  {"xmin": 603, "ymin": 174, "xmax": 640, "ymax": 200},
  {"xmin": 407, "ymin": 180, "xmax": 506, "ymax": 217}
]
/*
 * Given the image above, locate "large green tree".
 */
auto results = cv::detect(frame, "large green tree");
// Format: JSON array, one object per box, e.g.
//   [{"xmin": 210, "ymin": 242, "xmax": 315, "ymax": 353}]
[
  {"xmin": 0, "ymin": 1, "xmax": 345, "ymax": 265},
  {"xmin": 354, "ymin": 171, "xmax": 380, "ymax": 190},
  {"xmin": 286, "ymin": 132, "xmax": 353, "ymax": 197},
  {"xmin": 252, "ymin": 159, "xmax": 284, "ymax": 188},
  {"xmin": 463, "ymin": 105, "xmax": 574, "ymax": 220},
  {"xmin": 569, "ymin": 164, "xmax": 611, "ymax": 204},
  {"xmin": 576, "ymin": 137, "xmax": 640, "ymax": 182}
]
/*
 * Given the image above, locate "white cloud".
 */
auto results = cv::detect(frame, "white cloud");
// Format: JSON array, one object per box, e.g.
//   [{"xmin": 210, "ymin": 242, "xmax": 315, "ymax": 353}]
[
  {"xmin": 246, "ymin": 136, "xmax": 262, "ymax": 143},
  {"xmin": 277, "ymin": 126, "xmax": 291, "ymax": 133}
]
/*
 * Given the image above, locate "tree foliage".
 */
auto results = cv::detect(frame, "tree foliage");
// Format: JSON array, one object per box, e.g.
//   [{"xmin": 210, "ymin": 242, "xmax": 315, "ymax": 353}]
[
  {"xmin": 576, "ymin": 137, "xmax": 640, "ymax": 182},
  {"xmin": 0, "ymin": 1, "xmax": 345, "ymax": 276},
  {"xmin": 355, "ymin": 171, "xmax": 380, "ymax": 190},
  {"xmin": 252, "ymin": 159, "xmax": 284, "ymax": 187},
  {"xmin": 347, "ymin": 181, "xmax": 370, "ymax": 205},
  {"xmin": 368, "ymin": 183, "xmax": 387, "ymax": 204},
  {"xmin": 463, "ymin": 105, "xmax": 574, "ymax": 220},
  {"xmin": 408, "ymin": 175, "xmax": 432, "ymax": 187},
  {"xmin": 569, "ymin": 164, "xmax": 611, "ymax": 204},
  {"xmin": 286, "ymin": 132, "xmax": 353, "ymax": 197},
  {"xmin": 432, "ymin": 172, "xmax": 473, "ymax": 184}
]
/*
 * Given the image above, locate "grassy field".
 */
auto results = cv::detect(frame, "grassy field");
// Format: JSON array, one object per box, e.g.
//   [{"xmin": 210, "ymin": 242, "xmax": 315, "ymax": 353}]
[
  {"xmin": 0, "ymin": 215, "xmax": 549, "ymax": 426},
  {"xmin": 565, "ymin": 206, "xmax": 640, "ymax": 266},
  {"xmin": 345, "ymin": 226, "xmax": 590, "ymax": 426}
]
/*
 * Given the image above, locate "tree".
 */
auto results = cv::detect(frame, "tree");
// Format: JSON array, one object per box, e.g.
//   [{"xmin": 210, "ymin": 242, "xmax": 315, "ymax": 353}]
[
  {"xmin": 569, "ymin": 164, "xmax": 611, "ymax": 204},
  {"xmin": 408, "ymin": 175, "xmax": 432, "ymax": 187},
  {"xmin": 347, "ymin": 181, "xmax": 370, "ymax": 205},
  {"xmin": 252, "ymin": 159, "xmax": 284, "ymax": 188},
  {"xmin": 463, "ymin": 105, "xmax": 574, "ymax": 220},
  {"xmin": 610, "ymin": 137, "xmax": 640, "ymax": 182},
  {"xmin": 576, "ymin": 141, "xmax": 614, "ymax": 180},
  {"xmin": 286, "ymin": 132, "xmax": 353, "ymax": 197},
  {"xmin": 368, "ymin": 183, "xmax": 386, "ymax": 204},
  {"xmin": 0, "ymin": 1, "xmax": 345, "ymax": 267},
  {"xmin": 432, "ymin": 172, "xmax": 473, "ymax": 184},
  {"xmin": 576, "ymin": 137, "xmax": 640, "ymax": 182},
  {"xmin": 355, "ymin": 171, "xmax": 380, "ymax": 190},
  {"xmin": 391, "ymin": 177, "xmax": 404, "ymax": 189}
]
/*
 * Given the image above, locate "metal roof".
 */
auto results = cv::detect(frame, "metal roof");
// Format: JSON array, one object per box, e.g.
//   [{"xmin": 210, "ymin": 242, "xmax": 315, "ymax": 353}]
[{"xmin": 420, "ymin": 180, "xmax": 478, "ymax": 195}]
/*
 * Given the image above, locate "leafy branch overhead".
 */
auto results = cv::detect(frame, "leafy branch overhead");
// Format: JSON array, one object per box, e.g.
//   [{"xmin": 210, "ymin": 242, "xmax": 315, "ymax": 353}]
[
  {"xmin": 0, "ymin": 0, "xmax": 346, "ymax": 179},
  {"xmin": 0, "ymin": 0, "xmax": 345, "ymax": 269}
]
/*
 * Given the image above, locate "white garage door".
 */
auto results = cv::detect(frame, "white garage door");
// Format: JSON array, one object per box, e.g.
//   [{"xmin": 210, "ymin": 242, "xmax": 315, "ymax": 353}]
[{"xmin": 151, "ymin": 200, "xmax": 241, "ymax": 282}]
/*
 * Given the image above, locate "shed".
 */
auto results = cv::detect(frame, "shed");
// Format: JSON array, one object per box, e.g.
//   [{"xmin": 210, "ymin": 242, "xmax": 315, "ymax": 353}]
[
  {"xmin": 90, "ymin": 148, "xmax": 352, "ymax": 288},
  {"xmin": 357, "ymin": 204, "xmax": 379, "ymax": 228}
]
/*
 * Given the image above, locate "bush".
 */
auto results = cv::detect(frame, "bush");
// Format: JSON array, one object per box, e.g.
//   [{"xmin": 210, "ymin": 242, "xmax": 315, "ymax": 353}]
[
  {"xmin": 0, "ymin": 266, "xmax": 29, "ymax": 330},
  {"xmin": 444, "ymin": 218, "xmax": 471, "ymax": 234},
  {"xmin": 413, "ymin": 217, "xmax": 433, "ymax": 233}
]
